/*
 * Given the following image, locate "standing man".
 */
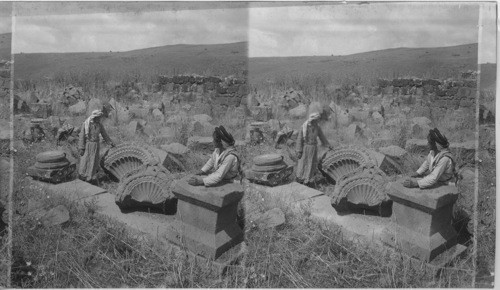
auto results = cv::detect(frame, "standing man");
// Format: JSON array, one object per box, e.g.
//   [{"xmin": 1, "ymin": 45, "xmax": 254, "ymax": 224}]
[
  {"xmin": 295, "ymin": 105, "xmax": 332, "ymax": 186},
  {"xmin": 403, "ymin": 128, "xmax": 457, "ymax": 189},
  {"xmin": 188, "ymin": 126, "xmax": 242, "ymax": 187},
  {"xmin": 78, "ymin": 109, "xmax": 115, "ymax": 183}
]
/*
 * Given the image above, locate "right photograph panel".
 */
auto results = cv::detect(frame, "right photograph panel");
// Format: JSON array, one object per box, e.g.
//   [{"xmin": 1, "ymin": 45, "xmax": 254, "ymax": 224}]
[{"xmin": 247, "ymin": 2, "xmax": 494, "ymax": 288}]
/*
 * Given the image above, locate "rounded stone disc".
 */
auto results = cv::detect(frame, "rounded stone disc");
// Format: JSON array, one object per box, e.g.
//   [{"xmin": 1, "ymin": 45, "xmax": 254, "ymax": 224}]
[
  {"xmin": 251, "ymin": 163, "xmax": 287, "ymax": 173},
  {"xmin": 36, "ymin": 151, "xmax": 67, "ymax": 163},
  {"xmin": 35, "ymin": 160, "xmax": 70, "ymax": 170},
  {"xmin": 253, "ymin": 154, "xmax": 283, "ymax": 166}
]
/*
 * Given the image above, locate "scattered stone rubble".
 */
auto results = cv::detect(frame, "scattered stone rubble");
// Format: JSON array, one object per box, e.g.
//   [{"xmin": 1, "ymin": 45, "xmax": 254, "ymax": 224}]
[{"xmin": 15, "ymin": 70, "xmax": 480, "ymax": 266}]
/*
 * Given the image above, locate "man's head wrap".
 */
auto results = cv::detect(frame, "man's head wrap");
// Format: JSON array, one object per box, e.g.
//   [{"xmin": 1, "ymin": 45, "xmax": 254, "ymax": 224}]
[
  {"xmin": 427, "ymin": 128, "xmax": 449, "ymax": 149},
  {"xmin": 213, "ymin": 126, "xmax": 235, "ymax": 146},
  {"xmin": 83, "ymin": 110, "xmax": 103, "ymax": 137},
  {"xmin": 302, "ymin": 112, "xmax": 321, "ymax": 140}
]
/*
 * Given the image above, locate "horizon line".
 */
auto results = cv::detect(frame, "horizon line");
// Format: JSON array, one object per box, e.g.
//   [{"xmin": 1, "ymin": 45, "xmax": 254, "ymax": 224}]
[{"xmin": 12, "ymin": 42, "xmax": 482, "ymax": 59}]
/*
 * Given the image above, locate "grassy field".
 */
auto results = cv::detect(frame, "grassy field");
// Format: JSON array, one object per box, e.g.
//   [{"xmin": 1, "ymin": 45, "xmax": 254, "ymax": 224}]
[
  {"xmin": 9, "ymin": 40, "xmax": 494, "ymax": 287},
  {"xmin": 11, "ymin": 134, "xmax": 476, "ymax": 288},
  {"xmin": 0, "ymin": 31, "xmax": 10, "ymax": 288}
]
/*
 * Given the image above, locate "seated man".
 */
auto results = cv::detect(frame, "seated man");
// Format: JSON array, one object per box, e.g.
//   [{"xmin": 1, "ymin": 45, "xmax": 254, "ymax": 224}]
[
  {"xmin": 187, "ymin": 126, "xmax": 242, "ymax": 187},
  {"xmin": 403, "ymin": 128, "xmax": 457, "ymax": 189}
]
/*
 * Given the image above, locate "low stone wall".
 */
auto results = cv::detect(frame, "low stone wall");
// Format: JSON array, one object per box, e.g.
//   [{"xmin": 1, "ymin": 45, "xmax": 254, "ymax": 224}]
[
  {"xmin": 377, "ymin": 77, "xmax": 477, "ymax": 111},
  {"xmin": 158, "ymin": 74, "xmax": 247, "ymax": 108}
]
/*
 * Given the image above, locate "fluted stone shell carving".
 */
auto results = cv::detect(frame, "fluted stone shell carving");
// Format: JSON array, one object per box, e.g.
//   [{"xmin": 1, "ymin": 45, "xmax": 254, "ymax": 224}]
[
  {"xmin": 319, "ymin": 146, "xmax": 377, "ymax": 183},
  {"xmin": 103, "ymin": 143, "xmax": 159, "ymax": 181},
  {"xmin": 115, "ymin": 165, "xmax": 177, "ymax": 212},
  {"xmin": 330, "ymin": 166, "xmax": 389, "ymax": 208}
]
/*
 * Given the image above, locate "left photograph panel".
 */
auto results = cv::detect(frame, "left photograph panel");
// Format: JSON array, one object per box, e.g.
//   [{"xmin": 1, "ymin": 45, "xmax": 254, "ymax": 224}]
[
  {"xmin": 11, "ymin": 2, "xmax": 248, "ymax": 288},
  {"xmin": 0, "ymin": 1, "xmax": 12, "ymax": 288}
]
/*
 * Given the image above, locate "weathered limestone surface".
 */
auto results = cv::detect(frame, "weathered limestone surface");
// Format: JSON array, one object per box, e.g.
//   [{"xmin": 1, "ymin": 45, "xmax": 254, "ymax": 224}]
[
  {"xmin": 150, "ymin": 147, "xmax": 186, "ymax": 172},
  {"xmin": 187, "ymin": 136, "xmax": 213, "ymax": 154},
  {"xmin": 166, "ymin": 178, "xmax": 244, "ymax": 259},
  {"xmin": 381, "ymin": 180, "xmax": 460, "ymax": 262},
  {"xmin": 368, "ymin": 149, "xmax": 403, "ymax": 175}
]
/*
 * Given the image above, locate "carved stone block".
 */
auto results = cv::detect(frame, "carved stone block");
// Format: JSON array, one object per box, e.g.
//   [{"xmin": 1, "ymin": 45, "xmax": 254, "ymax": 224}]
[
  {"xmin": 381, "ymin": 180, "xmax": 460, "ymax": 262},
  {"xmin": 165, "ymin": 178, "xmax": 244, "ymax": 259},
  {"xmin": 102, "ymin": 143, "xmax": 159, "ymax": 181}
]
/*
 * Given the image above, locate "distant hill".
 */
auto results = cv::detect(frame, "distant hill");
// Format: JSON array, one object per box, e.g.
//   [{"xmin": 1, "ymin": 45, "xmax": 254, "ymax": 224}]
[
  {"xmin": 0, "ymin": 33, "xmax": 11, "ymax": 60},
  {"xmin": 14, "ymin": 42, "xmax": 494, "ymax": 90},
  {"xmin": 249, "ymin": 43, "xmax": 480, "ymax": 87},
  {"xmin": 14, "ymin": 42, "xmax": 248, "ymax": 80}
]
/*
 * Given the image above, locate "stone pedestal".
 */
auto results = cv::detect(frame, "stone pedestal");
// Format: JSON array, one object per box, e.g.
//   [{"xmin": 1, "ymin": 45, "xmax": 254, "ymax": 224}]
[
  {"xmin": 246, "ymin": 166, "xmax": 294, "ymax": 187},
  {"xmin": 27, "ymin": 163, "xmax": 76, "ymax": 183},
  {"xmin": 166, "ymin": 178, "xmax": 244, "ymax": 260},
  {"xmin": 381, "ymin": 180, "xmax": 460, "ymax": 262}
]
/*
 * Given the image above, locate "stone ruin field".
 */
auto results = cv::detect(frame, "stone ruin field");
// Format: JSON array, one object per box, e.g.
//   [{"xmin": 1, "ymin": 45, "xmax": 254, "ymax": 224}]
[{"xmin": 0, "ymin": 41, "xmax": 496, "ymax": 288}]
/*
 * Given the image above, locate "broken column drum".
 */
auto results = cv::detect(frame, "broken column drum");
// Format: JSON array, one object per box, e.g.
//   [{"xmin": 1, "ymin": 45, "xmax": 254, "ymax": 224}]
[
  {"xmin": 245, "ymin": 154, "xmax": 293, "ymax": 186},
  {"xmin": 27, "ymin": 119, "xmax": 46, "ymax": 143},
  {"xmin": 381, "ymin": 181, "xmax": 460, "ymax": 262},
  {"xmin": 27, "ymin": 151, "xmax": 76, "ymax": 183},
  {"xmin": 115, "ymin": 165, "xmax": 177, "ymax": 213},
  {"xmin": 319, "ymin": 146, "xmax": 377, "ymax": 183},
  {"xmin": 166, "ymin": 177, "xmax": 244, "ymax": 259},
  {"xmin": 245, "ymin": 122, "xmax": 266, "ymax": 145},
  {"xmin": 103, "ymin": 143, "xmax": 159, "ymax": 181}
]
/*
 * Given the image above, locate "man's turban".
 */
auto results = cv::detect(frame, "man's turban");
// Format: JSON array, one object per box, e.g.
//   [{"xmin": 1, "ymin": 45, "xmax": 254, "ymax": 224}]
[
  {"xmin": 427, "ymin": 128, "xmax": 449, "ymax": 148},
  {"xmin": 213, "ymin": 125, "xmax": 235, "ymax": 146}
]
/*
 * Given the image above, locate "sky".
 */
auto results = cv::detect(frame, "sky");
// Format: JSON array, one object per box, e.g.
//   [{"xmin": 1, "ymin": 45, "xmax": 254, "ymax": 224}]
[
  {"xmin": 0, "ymin": 2, "xmax": 12, "ymax": 34},
  {"xmin": 479, "ymin": 3, "xmax": 497, "ymax": 64},
  {"xmin": 249, "ymin": 2, "xmax": 496, "ymax": 63},
  {"xmin": 12, "ymin": 3, "xmax": 248, "ymax": 53},
  {"xmin": 6, "ymin": 2, "xmax": 498, "ymax": 63}
]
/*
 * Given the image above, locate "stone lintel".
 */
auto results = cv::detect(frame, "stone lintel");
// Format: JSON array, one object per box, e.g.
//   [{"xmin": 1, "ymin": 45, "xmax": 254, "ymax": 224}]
[
  {"xmin": 388, "ymin": 181, "xmax": 458, "ymax": 211},
  {"xmin": 172, "ymin": 178, "xmax": 244, "ymax": 209}
]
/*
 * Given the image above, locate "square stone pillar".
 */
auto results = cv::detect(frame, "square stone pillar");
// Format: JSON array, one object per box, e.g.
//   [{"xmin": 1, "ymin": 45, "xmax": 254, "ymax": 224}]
[
  {"xmin": 381, "ymin": 180, "xmax": 459, "ymax": 262},
  {"xmin": 166, "ymin": 177, "xmax": 244, "ymax": 260}
]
